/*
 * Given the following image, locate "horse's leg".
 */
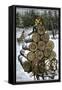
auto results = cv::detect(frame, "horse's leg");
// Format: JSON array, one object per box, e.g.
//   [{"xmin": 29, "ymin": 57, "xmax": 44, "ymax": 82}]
[
  {"xmin": 42, "ymin": 74, "xmax": 44, "ymax": 80},
  {"xmin": 34, "ymin": 73, "xmax": 36, "ymax": 80},
  {"xmin": 36, "ymin": 75, "xmax": 39, "ymax": 80}
]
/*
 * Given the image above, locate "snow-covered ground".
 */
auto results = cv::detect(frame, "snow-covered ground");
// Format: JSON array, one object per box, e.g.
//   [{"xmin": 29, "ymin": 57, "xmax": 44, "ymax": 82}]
[{"xmin": 16, "ymin": 27, "xmax": 59, "ymax": 82}]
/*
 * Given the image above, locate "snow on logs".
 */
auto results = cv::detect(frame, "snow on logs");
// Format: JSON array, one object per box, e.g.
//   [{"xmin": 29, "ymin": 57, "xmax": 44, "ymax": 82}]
[{"xmin": 18, "ymin": 19, "xmax": 57, "ymax": 80}]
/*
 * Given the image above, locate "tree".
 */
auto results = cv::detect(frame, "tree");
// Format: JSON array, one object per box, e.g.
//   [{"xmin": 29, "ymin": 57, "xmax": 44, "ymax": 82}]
[
  {"xmin": 16, "ymin": 12, "xmax": 23, "ymax": 28},
  {"xmin": 53, "ymin": 10, "xmax": 58, "ymax": 30},
  {"xmin": 21, "ymin": 10, "xmax": 39, "ymax": 27},
  {"xmin": 48, "ymin": 10, "xmax": 53, "ymax": 30},
  {"xmin": 16, "ymin": 12, "xmax": 20, "ymax": 27},
  {"xmin": 43, "ymin": 10, "xmax": 49, "ymax": 30}
]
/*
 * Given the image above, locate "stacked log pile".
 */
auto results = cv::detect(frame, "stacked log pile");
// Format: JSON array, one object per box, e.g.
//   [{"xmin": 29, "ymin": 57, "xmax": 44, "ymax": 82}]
[{"xmin": 18, "ymin": 17, "xmax": 57, "ymax": 80}]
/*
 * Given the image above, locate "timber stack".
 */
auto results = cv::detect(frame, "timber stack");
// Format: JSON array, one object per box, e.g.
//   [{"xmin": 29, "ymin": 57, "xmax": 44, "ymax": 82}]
[{"xmin": 18, "ymin": 17, "xmax": 57, "ymax": 80}]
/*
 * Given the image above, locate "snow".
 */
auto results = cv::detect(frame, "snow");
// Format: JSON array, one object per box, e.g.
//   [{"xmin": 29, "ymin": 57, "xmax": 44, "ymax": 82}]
[{"xmin": 16, "ymin": 27, "xmax": 59, "ymax": 82}]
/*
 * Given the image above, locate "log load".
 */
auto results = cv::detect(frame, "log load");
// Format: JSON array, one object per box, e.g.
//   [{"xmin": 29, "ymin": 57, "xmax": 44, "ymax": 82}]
[{"xmin": 18, "ymin": 17, "xmax": 57, "ymax": 80}]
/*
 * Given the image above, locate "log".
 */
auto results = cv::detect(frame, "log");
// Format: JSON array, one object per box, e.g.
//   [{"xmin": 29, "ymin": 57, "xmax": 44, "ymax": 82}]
[
  {"xmin": 38, "ymin": 60, "xmax": 45, "ymax": 74},
  {"xmin": 41, "ymin": 33, "xmax": 49, "ymax": 43},
  {"xmin": 29, "ymin": 42, "xmax": 37, "ymax": 52},
  {"xmin": 24, "ymin": 38, "xmax": 32, "ymax": 43},
  {"xmin": 23, "ymin": 61, "xmax": 32, "ymax": 73},
  {"xmin": 32, "ymin": 33, "xmax": 40, "ymax": 43},
  {"xmin": 35, "ymin": 50, "xmax": 43, "ymax": 60},
  {"xmin": 22, "ymin": 44, "xmax": 29, "ymax": 50},
  {"xmin": 38, "ymin": 41, "xmax": 45, "ymax": 51},
  {"xmin": 32, "ymin": 58, "xmax": 39, "ymax": 74},
  {"xmin": 37, "ymin": 25, "xmax": 45, "ymax": 35},
  {"xmin": 27, "ymin": 52, "xmax": 36, "ymax": 61},
  {"xmin": 28, "ymin": 31, "xmax": 33, "ymax": 36},
  {"xmin": 49, "ymin": 51, "xmax": 56, "ymax": 60},
  {"xmin": 18, "ymin": 55, "xmax": 23, "ymax": 66},
  {"xmin": 44, "ymin": 48, "xmax": 51, "ymax": 57},
  {"xmin": 20, "ymin": 50, "xmax": 27, "ymax": 59},
  {"xmin": 46, "ymin": 40, "xmax": 54, "ymax": 50}
]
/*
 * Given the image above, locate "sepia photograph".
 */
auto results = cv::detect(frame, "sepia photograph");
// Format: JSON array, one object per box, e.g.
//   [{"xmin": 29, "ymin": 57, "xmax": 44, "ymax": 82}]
[{"xmin": 16, "ymin": 6, "xmax": 60, "ymax": 82}]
